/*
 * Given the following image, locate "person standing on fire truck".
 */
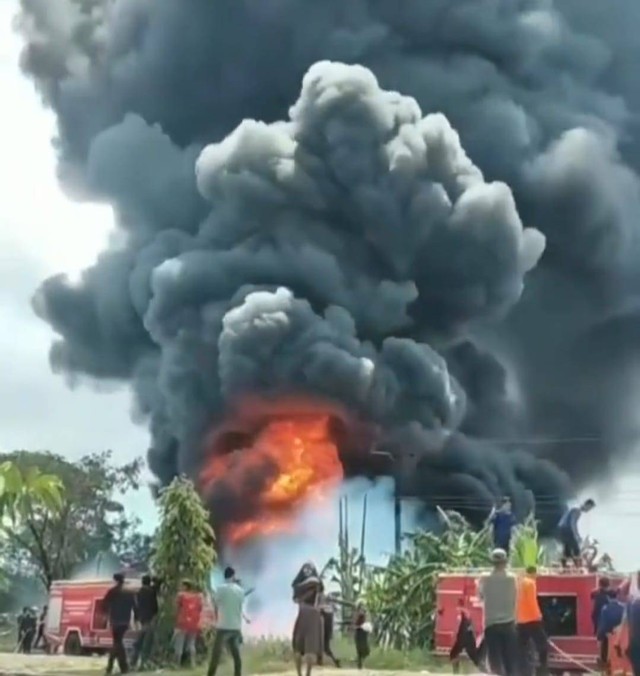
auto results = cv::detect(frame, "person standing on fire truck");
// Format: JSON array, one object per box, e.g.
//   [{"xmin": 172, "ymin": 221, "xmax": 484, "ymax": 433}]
[
  {"xmin": 488, "ymin": 497, "xmax": 517, "ymax": 554},
  {"xmin": 103, "ymin": 572, "xmax": 137, "ymax": 675},
  {"xmin": 557, "ymin": 498, "xmax": 595, "ymax": 568}
]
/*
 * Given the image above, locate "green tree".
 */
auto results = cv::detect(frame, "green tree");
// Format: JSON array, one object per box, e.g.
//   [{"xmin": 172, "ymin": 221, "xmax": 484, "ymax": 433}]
[
  {"xmin": 0, "ymin": 459, "xmax": 63, "ymax": 520},
  {"xmin": 150, "ymin": 476, "xmax": 216, "ymax": 663},
  {"xmin": 0, "ymin": 459, "xmax": 64, "ymax": 593},
  {"xmin": 151, "ymin": 476, "xmax": 216, "ymax": 593},
  {"xmin": 0, "ymin": 450, "xmax": 142, "ymax": 589}
]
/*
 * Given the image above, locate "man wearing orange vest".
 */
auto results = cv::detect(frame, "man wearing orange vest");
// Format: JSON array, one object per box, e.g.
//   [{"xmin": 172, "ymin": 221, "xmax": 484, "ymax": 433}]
[{"xmin": 517, "ymin": 566, "xmax": 549, "ymax": 676}]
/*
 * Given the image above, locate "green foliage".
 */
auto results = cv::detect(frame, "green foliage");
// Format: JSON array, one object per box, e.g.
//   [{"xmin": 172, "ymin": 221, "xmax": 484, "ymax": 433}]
[
  {"xmin": 149, "ymin": 476, "xmax": 217, "ymax": 664},
  {"xmin": 323, "ymin": 495, "xmax": 367, "ymax": 628},
  {"xmin": 0, "ymin": 459, "xmax": 64, "ymax": 591},
  {"xmin": 151, "ymin": 475, "xmax": 217, "ymax": 593},
  {"xmin": 325, "ymin": 507, "xmax": 562, "ymax": 653},
  {"xmin": 0, "ymin": 459, "xmax": 63, "ymax": 521},
  {"xmin": 222, "ymin": 635, "xmax": 441, "ymax": 673},
  {"xmin": 360, "ymin": 510, "xmax": 492, "ymax": 650},
  {"xmin": 0, "ymin": 450, "xmax": 142, "ymax": 589},
  {"xmin": 510, "ymin": 513, "xmax": 543, "ymax": 568}
]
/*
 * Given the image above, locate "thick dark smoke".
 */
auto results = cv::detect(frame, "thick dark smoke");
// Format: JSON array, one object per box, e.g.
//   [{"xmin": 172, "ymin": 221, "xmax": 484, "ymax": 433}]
[{"xmin": 17, "ymin": 0, "xmax": 640, "ymax": 534}]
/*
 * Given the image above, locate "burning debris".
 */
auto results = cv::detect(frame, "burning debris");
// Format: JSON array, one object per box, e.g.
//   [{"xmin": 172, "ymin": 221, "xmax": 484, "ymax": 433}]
[{"xmin": 17, "ymin": 0, "xmax": 640, "ymax": 541}]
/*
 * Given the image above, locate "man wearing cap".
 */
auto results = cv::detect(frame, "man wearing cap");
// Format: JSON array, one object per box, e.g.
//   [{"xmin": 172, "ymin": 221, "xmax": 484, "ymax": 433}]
[{"xmin": 478, "ymin": 548, "xmax": 518, "ymax": 676}]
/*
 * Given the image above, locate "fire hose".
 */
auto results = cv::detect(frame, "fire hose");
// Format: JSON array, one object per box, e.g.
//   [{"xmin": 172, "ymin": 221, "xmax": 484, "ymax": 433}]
[
  {"xmin": 547, "ymin": 638, "xmax": 599, "ymax": 674},
  {"xmin": 434, "ymin": 633, "xmax": 601, "ymax": 674}
]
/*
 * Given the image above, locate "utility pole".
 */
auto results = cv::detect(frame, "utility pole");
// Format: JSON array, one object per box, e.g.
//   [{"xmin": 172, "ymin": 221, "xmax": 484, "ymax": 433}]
[
  {"xmin": 371, "ymin": 446, "xmax": 403, "ymax": 556},
  {"xmin": 394, "ymin": 493, "xmax": 402, "ymax": 556}
]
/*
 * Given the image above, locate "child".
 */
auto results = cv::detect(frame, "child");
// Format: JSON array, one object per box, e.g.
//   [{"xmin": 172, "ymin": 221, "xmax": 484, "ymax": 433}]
[
  {"xmin": 354, "ymin": 602, "xmax": 371, "ymax": 669},
  {"xmin": 449, "ymin": 599, "xmax": 482, "ymax": 673}
]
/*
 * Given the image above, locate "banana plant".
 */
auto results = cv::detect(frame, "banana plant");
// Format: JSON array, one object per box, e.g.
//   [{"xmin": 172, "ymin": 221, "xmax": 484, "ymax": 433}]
[{"xmin": 327, "ymin": 509, "xmax": 493, "ymax": 650}]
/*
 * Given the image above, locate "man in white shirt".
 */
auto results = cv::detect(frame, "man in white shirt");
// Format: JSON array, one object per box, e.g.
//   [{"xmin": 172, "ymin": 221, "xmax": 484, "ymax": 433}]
[
  {"xmin": 207, "ymin": 566, "xmax": 245, "ymax": 676},
  {"xmin": 478, "ymin": 549, "xmax": 518, "ymax": 675}
]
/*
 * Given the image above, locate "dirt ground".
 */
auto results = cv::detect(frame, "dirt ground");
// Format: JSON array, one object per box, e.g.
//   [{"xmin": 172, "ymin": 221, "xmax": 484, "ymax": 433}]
[
  {"xmin": 0, "ymin": 653, "xmax": 500, "ymax": 676},
  {"xmin": 0, "ymin": 653, "xmax": 100, "ymax": 675},
  {"xmin": 0, "ymin": 654, "xmax": 457, "ymax": 676}
]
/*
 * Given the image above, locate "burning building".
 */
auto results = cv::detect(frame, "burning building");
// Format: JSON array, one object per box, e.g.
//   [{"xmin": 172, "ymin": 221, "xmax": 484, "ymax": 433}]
[{"xmin": 17, "ymin": 0, "xmax": 640, "ymax": 543}]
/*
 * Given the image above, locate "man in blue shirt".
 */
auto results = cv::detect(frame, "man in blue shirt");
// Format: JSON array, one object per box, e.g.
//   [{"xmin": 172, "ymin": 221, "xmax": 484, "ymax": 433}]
[
  {"xmin": 557, "ymin": 498, "xmax": 595, "ymax": 568},
  {"xmin": 488, "ymin": 497, "xmax": 517, "ymax": 553},
  {"xmin": 597, "ymin": 591, "xmax": 624, "ymax": 669}
]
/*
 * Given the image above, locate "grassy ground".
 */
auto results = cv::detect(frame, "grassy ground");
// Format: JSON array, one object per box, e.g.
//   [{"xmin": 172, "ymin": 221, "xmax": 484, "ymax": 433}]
[{"xmin": 0, "ymin": 632, "xmax": 477, "ymax": 675}]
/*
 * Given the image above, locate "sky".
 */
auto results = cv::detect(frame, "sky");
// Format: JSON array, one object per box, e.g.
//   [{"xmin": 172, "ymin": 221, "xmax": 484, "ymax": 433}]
[
  {"xmin": 0, "ymin": 1, "xmax": 155, "ymax": 524},
  {"xmin": 0, "ymin": 1, "xmax": 639, "ymax": 571}
]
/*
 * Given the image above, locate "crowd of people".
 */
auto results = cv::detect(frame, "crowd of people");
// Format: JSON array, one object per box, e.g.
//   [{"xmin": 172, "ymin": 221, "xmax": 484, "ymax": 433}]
[
  {"xmin": 446, "ymin": 494, "xmax": 640, "ymax": 676},
  {"xmin": 459, "ymin": 548, "xmax": 640, "ymax": 676},
  {"xmin": 95, "ymin": 563, "xmax": 369, "ymax": 676},
  {"xmin": 14, "ymin": 494, "xmax": 634, "ymax": 676},
  {"xmin": 99, "ymin": 571, "xmax": 237, "ymax": 674}
]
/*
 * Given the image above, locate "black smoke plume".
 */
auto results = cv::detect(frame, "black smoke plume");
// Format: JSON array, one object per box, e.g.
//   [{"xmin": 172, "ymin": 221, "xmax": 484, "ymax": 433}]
[{"xmin": 17, "ymin": 0, "xmax": 640, "ymax": 534}]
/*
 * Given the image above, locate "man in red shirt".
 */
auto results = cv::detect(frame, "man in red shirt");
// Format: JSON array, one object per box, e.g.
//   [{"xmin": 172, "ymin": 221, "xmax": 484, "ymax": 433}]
[{"xmin": 174, "ymin": 580, "xmax": 203, "ymax": 667}]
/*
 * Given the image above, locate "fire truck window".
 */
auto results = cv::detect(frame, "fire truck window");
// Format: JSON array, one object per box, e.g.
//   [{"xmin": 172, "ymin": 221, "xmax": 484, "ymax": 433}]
[{"xmin": 538, "ymin": 595, "xmax": 578, "ymax": 637}]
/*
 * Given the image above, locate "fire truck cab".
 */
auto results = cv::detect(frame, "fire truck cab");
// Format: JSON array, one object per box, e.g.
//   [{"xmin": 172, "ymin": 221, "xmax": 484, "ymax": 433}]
[{"xmin": 435, "ymin": 569, "xmax": 628, "ymax": 673}]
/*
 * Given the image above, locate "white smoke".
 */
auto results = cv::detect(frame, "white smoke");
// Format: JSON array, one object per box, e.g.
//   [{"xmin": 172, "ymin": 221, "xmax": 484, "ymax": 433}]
[{"xmin": 217, "ymin": 477, "xmax": 419, "ymax": 638}]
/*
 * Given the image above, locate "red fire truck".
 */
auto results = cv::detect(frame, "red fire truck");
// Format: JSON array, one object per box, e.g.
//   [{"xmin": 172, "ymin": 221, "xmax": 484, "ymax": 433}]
[
  {"xmin": 435, "ymin": 569, "xmax": 627, "ymax": 673},
  {"xmin": 45, "ymin": 578, "xmax": 142, "ymax": 655},
  {"xmin": 45, "ymin": 578, "xmax": 216, "ymax": 655}
]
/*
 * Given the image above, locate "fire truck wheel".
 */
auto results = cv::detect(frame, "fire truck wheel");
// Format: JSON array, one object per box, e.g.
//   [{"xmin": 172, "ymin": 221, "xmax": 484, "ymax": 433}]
[{"xmin": 63, "ymin": 631, "xmax": 82, "ymax": 655}]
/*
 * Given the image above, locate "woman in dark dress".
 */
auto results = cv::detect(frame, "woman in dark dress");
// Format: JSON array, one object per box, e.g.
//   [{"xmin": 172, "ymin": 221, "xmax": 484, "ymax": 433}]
[{"xmin": 291, "ymin": 562, "xmax": 324, "ymax": 676}]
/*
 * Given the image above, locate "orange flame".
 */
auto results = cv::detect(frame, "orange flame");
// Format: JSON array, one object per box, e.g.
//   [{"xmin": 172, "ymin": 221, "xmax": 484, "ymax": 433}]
[{"xmin": 201, "ymin": 414, "xmax": 343, "ymax": 544}]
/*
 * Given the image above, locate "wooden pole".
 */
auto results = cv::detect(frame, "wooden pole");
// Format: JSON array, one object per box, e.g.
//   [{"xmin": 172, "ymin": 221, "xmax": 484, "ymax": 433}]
[
  {"xmin": 394, "ymin": 494, "xmax": 401, "ymax": 556},
  {"xmin": 360, "ymin": 493, "xmax": 368, "ymax": 556},
  {"xmin": 359, "ymin": 493, "xmax": 368, "ymax": 582}
]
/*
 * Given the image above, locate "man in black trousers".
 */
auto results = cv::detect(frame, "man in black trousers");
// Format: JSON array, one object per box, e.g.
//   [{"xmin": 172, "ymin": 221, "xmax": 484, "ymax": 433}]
[
  {"xmin": 131, "ymin": 575, "xmax": 161, "ymax": 669},
  {"xmin": 102, "ymin": 572, "xmax": 136, "ymax": 674}
]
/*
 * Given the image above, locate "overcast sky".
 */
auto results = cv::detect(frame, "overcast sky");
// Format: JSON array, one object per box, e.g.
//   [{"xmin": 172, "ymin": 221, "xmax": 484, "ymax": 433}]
[
  {"xmin": 0, "ymin": 2, "xmax": 156, "ymax": 526},
  {"xmin": 1, "ymin": 2, "xmax": 638, "ymax": 568}
]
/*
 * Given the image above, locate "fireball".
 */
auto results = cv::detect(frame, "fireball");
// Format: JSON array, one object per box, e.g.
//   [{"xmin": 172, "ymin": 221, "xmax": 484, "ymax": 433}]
[{"xmin": 199, "ymin": 398, "xmax": 371, "ymax": 545}]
